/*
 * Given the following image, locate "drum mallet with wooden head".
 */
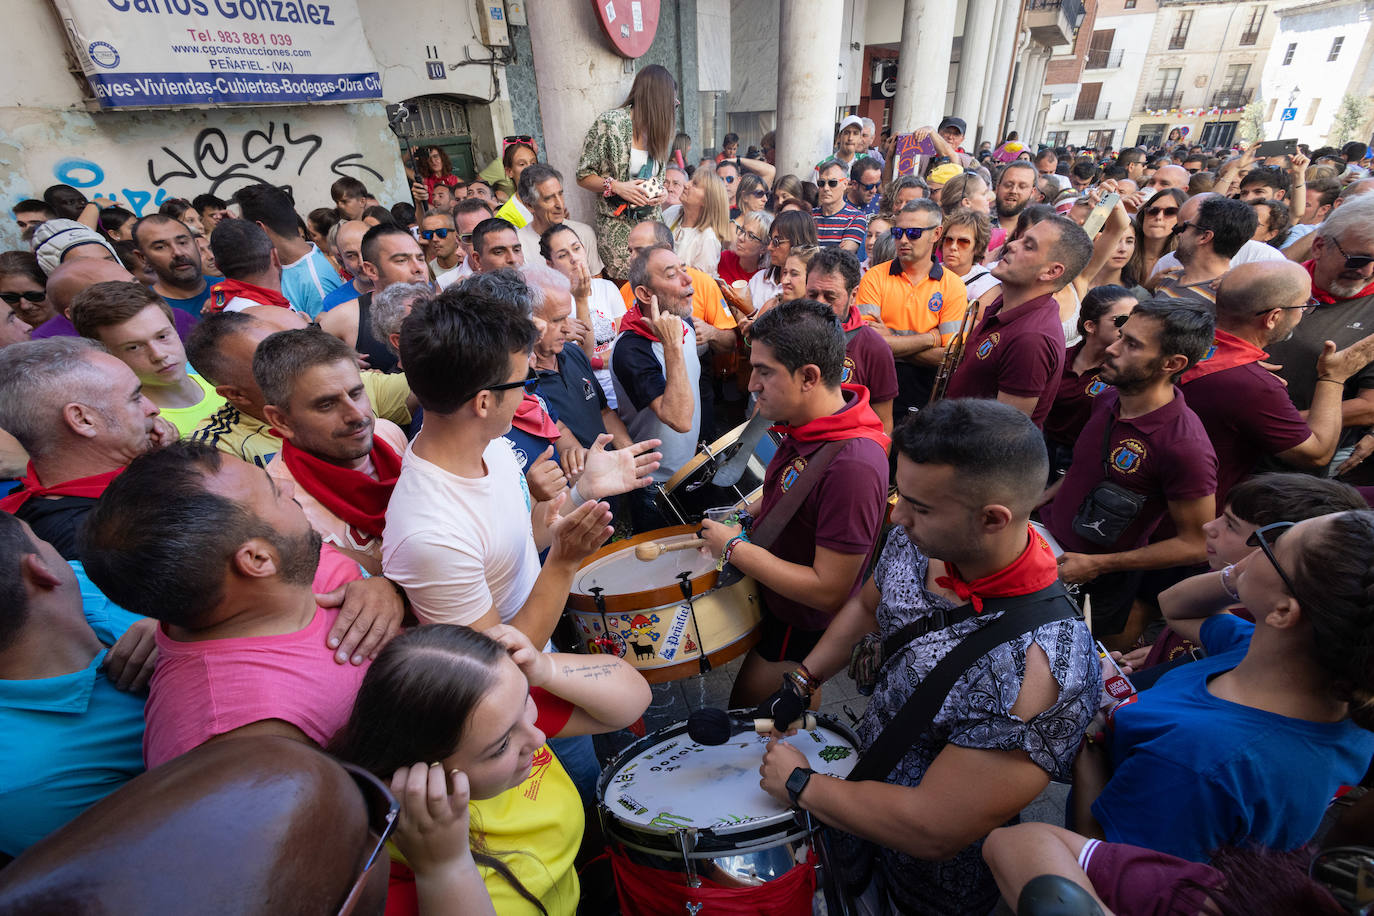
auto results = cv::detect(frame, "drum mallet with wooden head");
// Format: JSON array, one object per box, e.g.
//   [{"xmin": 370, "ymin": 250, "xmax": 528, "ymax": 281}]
[{"xmin": 634, "ymin": 538, "xmax": 705, "ymax": 561}]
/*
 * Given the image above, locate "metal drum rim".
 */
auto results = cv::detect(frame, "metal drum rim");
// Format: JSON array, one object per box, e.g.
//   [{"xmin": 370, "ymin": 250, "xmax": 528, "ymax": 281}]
[{"xmin": 566, "ymin": 523, "xmax": 719, "ymax": 613}]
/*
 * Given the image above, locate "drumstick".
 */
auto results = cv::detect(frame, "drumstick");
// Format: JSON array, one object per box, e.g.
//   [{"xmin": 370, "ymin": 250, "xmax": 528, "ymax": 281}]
[
  {"xmin": 634, "ymin": 538, "xmax": 705, "ymax": 561},
  {"xmin": 753, "ymin": 713, "xmax": 818, "ymax": 735}
]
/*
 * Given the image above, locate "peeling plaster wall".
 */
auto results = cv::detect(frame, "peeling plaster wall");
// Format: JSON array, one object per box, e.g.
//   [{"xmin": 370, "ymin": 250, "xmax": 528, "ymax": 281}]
[{"xmin": 0, "ymin": 0, "xmax": 520, "ymax": 251}]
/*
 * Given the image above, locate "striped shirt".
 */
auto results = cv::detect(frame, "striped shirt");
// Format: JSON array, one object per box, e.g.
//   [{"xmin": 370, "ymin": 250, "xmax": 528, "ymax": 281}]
[{"xmin": 812, "ymin": 204, "xmax": 867, "ymax": 250}]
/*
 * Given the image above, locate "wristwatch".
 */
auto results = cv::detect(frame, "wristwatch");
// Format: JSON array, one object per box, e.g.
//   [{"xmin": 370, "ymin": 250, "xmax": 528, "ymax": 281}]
[{"xmin": 785, "ymin": 767, "xmax": 815, "ymax": 806}]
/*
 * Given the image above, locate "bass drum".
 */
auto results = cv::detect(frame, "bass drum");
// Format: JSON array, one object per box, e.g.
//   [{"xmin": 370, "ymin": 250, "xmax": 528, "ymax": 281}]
[{"xmin": 659, "ymin": 421, "xmax": 778, "ymax": 524}]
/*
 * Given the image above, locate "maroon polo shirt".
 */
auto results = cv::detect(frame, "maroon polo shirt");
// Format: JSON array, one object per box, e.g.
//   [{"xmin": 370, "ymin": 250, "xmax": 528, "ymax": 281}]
[
  {"xmin": 756, "ymin": 397, "xmax": 889, "ymax": 631},
  {"xmin": 1044, "ymin": 342, "xmax": 1113, "ymax": 447},
  {"xmin": 1180, "ymin": 362, "xmax": 1311, "ymax": 509},
  {"xmin": 944, "ymin": 292, "xmax": 1065, "ymax": 427},
  {"xmin": 843, "ymin": 325, "xmax": 900, "ymax": 406},
  {"xmin": 1042, "ymin": 388, "xmax": 1217, "ymax": 555}
]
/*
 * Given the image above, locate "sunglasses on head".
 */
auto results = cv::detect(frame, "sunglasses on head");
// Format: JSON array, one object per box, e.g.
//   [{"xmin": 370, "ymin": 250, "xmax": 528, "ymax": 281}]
[
  {"xmin": 891, "ymin": 226, "xmax": 936, "ymax": 240},
  {"xmin": 819, "ymin": 179, "xmax": 844, "ymax": 188},
  {"xmin": 0, "ymin": 290, "xmax": 45, "ymax": 305},
  {"xmin": 1331, "ymin": 237, "xmax": 1374, "ymax": 271},
  {"xmin": 334, "ymin": 763, "xmax": 399, "ymax": 916},
  {"xmin": 502, "ymin": 135, "xmax": 538, "ymax": 154},
  {"xmin": 419, "ymin": 228, "xmax": 451, "ymax": 240}
]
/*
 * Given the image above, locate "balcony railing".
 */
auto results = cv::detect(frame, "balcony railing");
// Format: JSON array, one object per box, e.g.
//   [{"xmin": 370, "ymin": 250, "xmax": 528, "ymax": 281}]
[
  {"xmin": 1085, "ymin": 48, "xmax": 1124, "ymax": 69},
  {"xmin": 1239, "ymin": 27, "xmax": 1261, "ymax": 46},
  {"xmin": 1143, "ymin": 91, "xmax": 1183, "ymax": 110},
  {"xmin": 1071, "ymin": 103, "xmax": 1113, "ymax": 121},
  {"xmin": 1210, "ymin": 88, "xmax": 1253, "ymax": 108}
]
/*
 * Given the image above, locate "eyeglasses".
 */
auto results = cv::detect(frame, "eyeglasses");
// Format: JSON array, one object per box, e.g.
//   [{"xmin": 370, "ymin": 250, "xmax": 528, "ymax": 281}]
[
  {"xmin": 1244, "ymin": 521, "xmax": 1303, "ymax": 605},
  {"xmin": 857, "ymin": 181, "xmax": 881, "ymax": 191},
  {"xmin": 419, "ymin": 228, "xmax": 451, "ymax": 240},
  {"xmin": 1254, "ymin": 302, "xmax": 1316, "ymax": 316},
  {"xmin": 334, "ymin": 763, "xmax": 400, "ymax": 916},
  {"xmin": 736, "ymin": 226, "xmax": 763, "ymax": 244},
  {"xmin": 721, "ymin": 175, "xmax": 736, "ymax": 184},
  {"xmin": 767, "ymin": 236, "xmax": 789, "ymax": 248},
  {"xmin": 818, "ymin": 179, "xmax": 844, "ymax": 188},
  {"xmin": 1330, "ymin": 237, "xmax": 1374, "ymax": 271},
  {"xmin": 487, "ymin": 373, "xmax": 540, "ymax": 396},
  {"xmin": 891, "ymin": 226, "xmax": 938, "ymax": 240},
  {"xmin": 1144, "ymin": 206, "xmax": 1179, "ymax": 218},
  {"xmin": 747, "ymin": 189, "xmax": 767, "ymax": 198},
  {"xmin": 0, "ymin": 290, "xmax": 45, "ymax": 305}
]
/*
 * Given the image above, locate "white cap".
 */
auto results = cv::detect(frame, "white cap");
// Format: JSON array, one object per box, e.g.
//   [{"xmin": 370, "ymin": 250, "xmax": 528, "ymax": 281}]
[{"xmin": 838, "ymin": 115, "xmax": 864, "ymax": 134}]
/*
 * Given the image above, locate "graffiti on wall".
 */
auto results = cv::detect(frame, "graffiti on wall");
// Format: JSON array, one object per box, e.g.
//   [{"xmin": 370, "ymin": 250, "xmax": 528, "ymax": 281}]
[{"xmin": 52, "ymin": 119, "xmax": 388, "ymax": 215}]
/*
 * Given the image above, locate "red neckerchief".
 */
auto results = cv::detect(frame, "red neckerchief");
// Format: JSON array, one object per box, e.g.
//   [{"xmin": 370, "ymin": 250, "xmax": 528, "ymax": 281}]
[
  {"xmin": 207, "ymin": 279, "xmax": 292, "ymax": 314},
  {"xmin": 512, "ymin": 393, "xmax": 560, "ymax": 439},
  {"xmin": 1306, "ymin": 259, "xmax": 1374, "ymax": 305},
  {"xmin": 1181, "ymin": 328, "xmax": 1267, "ymax": 383},
  {"xmin": 841, "ymin": 304, "xmax": 865, "ymax": 332},
  {"xmin": 0, "ymin": 463, "xmax": 123, "ymax": 513},
  {"xmin": 278, "ymin": 434, "xmax": 401, "ymax": 538},
  {"xmin": 934, "ymin": 524, "xmax": 1060, "ymax": 613},
  {"xmin": 619, "ymin": 305, "xmax": 687, "ymax": 343},
  {"xmin": 769, "ymin": 384, "xmax": 890, "ymax": 450}
]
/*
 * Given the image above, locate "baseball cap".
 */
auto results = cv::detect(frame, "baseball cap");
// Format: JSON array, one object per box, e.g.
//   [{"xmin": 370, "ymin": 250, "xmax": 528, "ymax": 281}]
[
  {"xmin": 927, "ymin": 163, "xmax": 963, "ymax": 186},
  {"xmin": 838, "ymin": 115, "xmax": 864, "ymax": 135},
  {"xmin": 938, "ymin": 117, "xmax": 967, "ymax": 137}
]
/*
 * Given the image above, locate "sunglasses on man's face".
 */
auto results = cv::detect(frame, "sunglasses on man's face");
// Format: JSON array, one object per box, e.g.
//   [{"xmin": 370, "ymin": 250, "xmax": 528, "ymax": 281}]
[
  {"xmin": 1330, "ymin": 236, "xmax": 1374, "ymax": 271},
  {"xmin": 488, "ymin": 374, "xmax": 541, "ymax": 396},
  {"xmin": 0, "ymin": 290, "xmax": 45, "ymax": 305},
  {"xmin": 419, "ymin": 228, "xmax": 451, "ymax": 240},
  {"xmin": 891, "ymin": 226, "xmax": 936, "ymax": 240},
  {"xmin": 334, "ymin": 763, "xmax": 400, "ymax": 916},
  {"xmin": 857, "ymin": 181, "xmax": 881, "ymax": 192},
  {"xmin": 818, "ymin": 179, "xmax": 844, "ymax": 188},
  {"xmin": 721, "ymin": 175, "xmax": 737, "ymax": 184}
]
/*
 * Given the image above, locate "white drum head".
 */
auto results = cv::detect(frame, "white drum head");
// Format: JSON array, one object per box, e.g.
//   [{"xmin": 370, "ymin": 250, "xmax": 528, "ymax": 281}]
[
  {"xmin": 574, "ymin": 533, "xmax": 716, "ymax": 597},
  {"xmin": 602, "ymin": 723, "xmax": 858, "ymax": 834}
]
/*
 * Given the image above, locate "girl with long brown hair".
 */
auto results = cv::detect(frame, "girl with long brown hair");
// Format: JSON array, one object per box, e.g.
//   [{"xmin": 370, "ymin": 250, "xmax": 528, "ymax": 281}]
[{"xmin": 576, "ymin": 64, "xmax": 678, "ymax": 282}]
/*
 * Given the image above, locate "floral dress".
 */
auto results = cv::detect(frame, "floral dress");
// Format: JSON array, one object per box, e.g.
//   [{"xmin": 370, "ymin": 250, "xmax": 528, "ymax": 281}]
[
  {"xmin": 838, "ymin": 528, "xmax": 1101, "ymax": 915},
  {"xmin": 576, "ymin": 106, "xmax": 663, "ymax": 281}
]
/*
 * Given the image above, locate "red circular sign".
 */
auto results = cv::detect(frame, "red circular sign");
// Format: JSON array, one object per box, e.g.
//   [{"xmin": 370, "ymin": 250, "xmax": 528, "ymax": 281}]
[{"xmin": 592, "ymin": 0, "xmax": 660, "ymax": 59}]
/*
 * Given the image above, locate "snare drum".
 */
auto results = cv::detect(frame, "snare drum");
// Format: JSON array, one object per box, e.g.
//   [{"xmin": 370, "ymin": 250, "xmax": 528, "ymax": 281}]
[
  {"xmin": 566, "ymin": 525, "xmax": 761, "ymax": 683},
  {"xmin": 599, "ymin": 712, "xmax": 859, "ymax": 905},
  {"xmin": 659, "ymin": 421, "xmax": 778, "ymax": 524}
]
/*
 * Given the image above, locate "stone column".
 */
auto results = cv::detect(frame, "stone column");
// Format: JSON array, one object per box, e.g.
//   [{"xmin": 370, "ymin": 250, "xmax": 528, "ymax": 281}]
[
  {"xmin": 775, "ymin": 0, "xmax": 845, "ymax": 178},
  {"xmin": 983, "ymin": 2, "xmax": 1021, "ymax": 143},
  {"xmin": 889, "ymin": 0, "xmax": 959, "ymax": 133},
  {"xmin": 953, "ymin": 0, "xmax": 996, "ymax": 135},
  {"xmin": 526, "ymin": 0, "xmax": 633, "ymax": 225},
  {"xmin": 975, "ymin": 0, "xmax": 1006, "ymax": 143}
]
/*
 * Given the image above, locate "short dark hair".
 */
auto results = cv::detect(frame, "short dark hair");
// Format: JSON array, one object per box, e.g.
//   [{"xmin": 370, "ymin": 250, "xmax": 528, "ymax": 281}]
[
  {"xmin": 398, "ymin": 271, "xmax": 538, "ymax": 414},
  {"xmin": 330, "ymin": 176, "xmax": 369, "ymax": 204},
  {"xmin": 806, "ymin": 246, "xmax": 861, "ymax": 292},
  {"xmin": 12, "ymin": 199, "xmax": 53, "ymax": 218},
  {"xmin": 1226, "ymin": 473, "xmax": 1368, "ymax": 525},
  {"xmin": 0, "ymin": 512, "xmax": 36, "ymax": 652},
  {"xmin": 209, "ymin": 218, "xmax": 274, "ymax": 279},
  {"xmin": 471, "ymin": 218, "xmax": 517, "ymax": 257},
  {"xmin": 723, "ymin": 132, "xmax": 739, "ymax": 145},
  {"xmin": 517, "ymin": 163, "xmax": 562, "ymax": 207},
  {"xmin": 1118, "ymin": 148, "xmax": 1146, "ymax": 167},
  {"xmin": 43, "ymin": 184, "xmax": 88, "ymax": 220},
  {"xmin": 893, "ymin": 398, "xmax": 1048, "ymax": 517},
  {"xmin": 192, "ymin": 193, "xmax": 226, "ymax": 214},
  {"xmin": 1070, "ymin": 159, "xmax": 1100, "ymax": 183},
  {"xmin": 1195, "ymin": 196, "xmax": 1258, "ymax": 259},
  {"xmin": 185, "ymin": 311, "xmax": 256, "ymax": 385},
  {"xmin": 252, "ymin": 327, "xmax": 358, "ymax": 409},
  {"xmin": 79, "ymin": 441, "xmax": 282, "ymax": 627},
  {"xmin": 390, "ymin": 202, "xmax": 417, "ymax": 227},
  {"xmin": 0, "ymin": 251, "xmax": 45, "ymax": 288},
  {"xmin": 130, "ymin": 213, "xmax": 191, "ymax": 251},
  {"xmin": 360, "ymin": 223, "xmax": 414, "ymax": 268},
  {"xmin": 1101, "ymin": 163, "xmax": 1129, "ymax": 181},
  {"xmin": 1078, "ymin": 284, "xmax": 1134, "ymax": 338},
  {"xmin": 99, "ymin": 207, "xmax": 136, "ymax": 236},
  {"xmin": 1342, "ymin": 141, "xmax": 1369, "ymax": 162},
  {"xmin": 1239, "ymin": 166, "xmax": 1291, "ymax": 197},
  {"xmin": 748, "ymin": 298, "xmax": 846, "ymax": 387},
  {"xmin": 1128, "ymin": 298, "xmax": 1216, "ymax": 380},
  {"xmin": 158, "ymin": 198, "xmax": 194, "ymax": 222},
  {"xmin": 233, "ymin": 184, "xmax": 301, "ymax": 237},
  {"xmin": 453, "ymin": 198, "xmax": 495, "ymax": 221},
  {"xmin": 71, "ymin": 280, "xmax": 174, "ymax": 339},
  {"xmin": 850, "ymin": 156, "xmax": 881, "ymax": 180},
  {"xmin": 1042, "ymin": 215, "xmax": 1094, "ymax": 290}
]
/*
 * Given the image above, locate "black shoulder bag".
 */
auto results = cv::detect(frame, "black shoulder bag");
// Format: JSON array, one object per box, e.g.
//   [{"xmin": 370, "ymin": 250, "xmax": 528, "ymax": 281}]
[{"xmin": 1069, "ymin": 415, "xmax": 1147, "ymax": 549}]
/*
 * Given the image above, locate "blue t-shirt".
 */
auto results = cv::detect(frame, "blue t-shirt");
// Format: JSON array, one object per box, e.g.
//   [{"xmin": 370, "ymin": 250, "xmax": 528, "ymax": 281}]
[
  {"xmin": 1094, "ymin": 614, "xmax": 1374, "ymax": 862},
  {"xmin": 162, "ymin": 275, "xmax": 223, "ymax": 321},
  {"xmin": 281, "ymin": 244, "xmax": 343, "ymax": 319},
  {"xmin": 538, "ymin": 345, "xmax": 607, "ymax": 449},
  {"xmin": 500, "ymin": 394, "xmax": 561, "ymax": 473},
  {"xmin": 0, "ymin": 562, "xmax": 147, "ymax": 857},
  {"xmin": 320, "ymin": 276, "xmax": 364, "ymax": 313}
]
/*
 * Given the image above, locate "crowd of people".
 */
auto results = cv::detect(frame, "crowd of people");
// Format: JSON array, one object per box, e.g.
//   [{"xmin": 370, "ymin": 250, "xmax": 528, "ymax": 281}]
[{"xmin": 2, "ymin": 59, "xmax": 1374, "ymax": 915}]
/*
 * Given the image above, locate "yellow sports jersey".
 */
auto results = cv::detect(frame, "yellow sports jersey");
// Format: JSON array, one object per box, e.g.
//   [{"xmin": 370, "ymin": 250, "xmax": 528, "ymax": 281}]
[{"xmin": 159, "ymin": 373, "xmax": 227, "ymax": 439}]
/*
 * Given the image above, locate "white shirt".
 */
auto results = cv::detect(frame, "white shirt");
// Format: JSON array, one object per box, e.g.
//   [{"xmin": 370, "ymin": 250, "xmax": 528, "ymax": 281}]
[
  {"xmin": 436, "ymin": 259, "xmax": 472, "ymax": 290},
  {"xmin": 1149, "ymin": 239, "xmax": 1286, "ymax": 279},
  {"xmin": 674, "ymin": 226, "xmax": 723, "ymax": 277},
  {"xmin": 588, "ymin": 278, "xmax": 627, "ymax": 408},
  {"xmin": 516, "ymin": 218, "xmax": 605, "ymax": 276},
  {"xmin": 382, "ymin": 438, "xmax": 538, "ymax": 627},
  {"xmin": 960, "ymin": 266, "xmax": 1001, "ymax": 304},
  {"xmin": 747, "ymin": 266, "xmax": 783, "ymax": 310}
]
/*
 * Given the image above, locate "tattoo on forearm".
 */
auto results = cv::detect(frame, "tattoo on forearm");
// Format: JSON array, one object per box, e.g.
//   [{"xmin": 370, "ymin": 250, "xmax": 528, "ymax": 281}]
[{"xmin": 559, "ymin": 663, "xmax": 616, "ymax": 680}]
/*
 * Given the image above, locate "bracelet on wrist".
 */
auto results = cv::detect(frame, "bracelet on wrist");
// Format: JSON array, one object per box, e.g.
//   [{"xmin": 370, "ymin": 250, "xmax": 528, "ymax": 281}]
[
  {"xmin": 602, "ymin": 176, "xmax": 615, "ymax": 198},
  {"xmin": 1317, "ymin": 376, "xmax": 1344, "ymax": 385},
  {"xmin": 719, "ymin": 531, "xmax": 749, "ymax": 570},
  {"xmin": 1219, "ymin": 564, "xmax": 1240, "ymax": 601}
]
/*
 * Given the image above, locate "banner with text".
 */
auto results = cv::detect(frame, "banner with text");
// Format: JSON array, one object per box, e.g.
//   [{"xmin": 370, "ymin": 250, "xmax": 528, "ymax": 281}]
[{"xmin": 50, "ymin": 0, "xmax": 383, "ymax": 109}]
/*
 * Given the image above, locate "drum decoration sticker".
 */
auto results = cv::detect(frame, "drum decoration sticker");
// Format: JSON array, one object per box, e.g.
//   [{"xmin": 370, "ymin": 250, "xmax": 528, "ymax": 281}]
[{"xmin": 627, "ymin": 613, "xmax": 661, "ymax": 661}]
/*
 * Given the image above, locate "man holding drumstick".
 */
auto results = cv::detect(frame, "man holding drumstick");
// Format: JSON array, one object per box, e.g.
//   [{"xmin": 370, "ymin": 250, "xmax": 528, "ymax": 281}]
[{"xmin": 699, "ymin": 298, "xmax": 889, "ymax": 708}]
